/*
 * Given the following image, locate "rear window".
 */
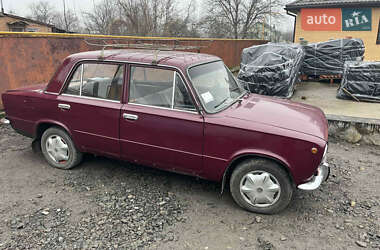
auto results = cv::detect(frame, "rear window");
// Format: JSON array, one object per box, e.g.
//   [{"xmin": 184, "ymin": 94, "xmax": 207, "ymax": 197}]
[{"xmin": 64, "ymin": 63, "xmax": 124, "ymax": 101}]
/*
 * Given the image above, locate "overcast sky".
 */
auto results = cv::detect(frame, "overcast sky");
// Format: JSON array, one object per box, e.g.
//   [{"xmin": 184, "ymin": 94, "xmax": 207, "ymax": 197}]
[
  {"xmin": 2, "ymin": 0, "xmax": 94, "ymax": 16},
  {"xmin": 1, "ymin": 0, "xmax": 293, "ymax": 32}
]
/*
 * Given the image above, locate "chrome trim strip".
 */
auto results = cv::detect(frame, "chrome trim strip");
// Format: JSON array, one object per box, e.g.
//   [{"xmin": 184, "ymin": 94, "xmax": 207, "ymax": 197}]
[
  {"xmin": 204, "ymin": 154, "xmax": 228, "ymax": 162},
  {"xmin": 44, "ymin": 91, "xmax": 59, "ymax": 95},
  {"xmin": 128, "ymin": 102, "xmax": 198, "ymax": 114},
  {"xmin": 74, "ymin": 129, "xmax": 119, "ymax": 141},
  {"xmin": 119, "ymin": 138, "xmax": 203, "ymax": 158},
  {"xmin": 171, "ymin": 71, "xmax": 176, "ymax": 109},
  {"xmin": 61, "ymin": 93, "xmax": 121, "ymax": 103},
  {"xmin": 79, "ymin": 64, "xmax": 84, "ymax": 96}
]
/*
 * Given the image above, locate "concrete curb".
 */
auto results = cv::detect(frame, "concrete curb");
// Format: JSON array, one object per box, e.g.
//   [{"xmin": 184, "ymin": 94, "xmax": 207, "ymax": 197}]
[{"xmin": 327, "ymin": 115, "xmax": 380, "ymax": 146}]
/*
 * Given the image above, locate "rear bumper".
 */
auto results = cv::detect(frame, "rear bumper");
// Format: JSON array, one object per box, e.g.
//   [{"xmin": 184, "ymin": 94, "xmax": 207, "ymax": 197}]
[
  {"xmin": 297, "ymin": 162, "xmax": 330, "ymax": 191},
  {"xmin": 1, "ymin": 118, "xmax": 10, "ymax": 124},
  {"xmin": 8, "ymin": 118, "xmax": 34, "ymax": 138}
]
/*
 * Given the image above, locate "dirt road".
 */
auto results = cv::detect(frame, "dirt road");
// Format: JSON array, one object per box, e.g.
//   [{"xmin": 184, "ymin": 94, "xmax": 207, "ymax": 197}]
[{"xmin": 0, "ymin": 124, "xmax": 379, "ymax": 249}]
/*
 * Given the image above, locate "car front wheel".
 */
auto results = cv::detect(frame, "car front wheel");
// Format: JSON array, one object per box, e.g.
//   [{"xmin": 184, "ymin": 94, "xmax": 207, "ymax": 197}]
[
  {"xmin": 230, "ymin": 158, "xmax": 293, "ymax": 214},
  {"xmin": 41, "ymin": 127, "xmax": 82, "ymax": 170}
]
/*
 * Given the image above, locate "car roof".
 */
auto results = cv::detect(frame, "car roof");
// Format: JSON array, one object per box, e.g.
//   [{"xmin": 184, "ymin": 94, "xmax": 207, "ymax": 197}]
[{"xmin": 68, "ymin": 49, "xmax": 221, "ymax": 69}]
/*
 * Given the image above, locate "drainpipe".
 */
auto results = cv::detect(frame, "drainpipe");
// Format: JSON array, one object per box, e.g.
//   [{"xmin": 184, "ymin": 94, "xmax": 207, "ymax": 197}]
[{"xmin": 286, "ymin": 10, "xmax": 297, "ymax": 43}]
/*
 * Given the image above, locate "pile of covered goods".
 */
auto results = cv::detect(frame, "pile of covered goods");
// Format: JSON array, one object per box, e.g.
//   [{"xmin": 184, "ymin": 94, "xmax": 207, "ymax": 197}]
[
  {"xmin": 237, "ymin": 43, "xmax": 305, "ymax": 98},
  {"xmin": 301, "ymin": 38, "xmax": 365, "ymax": 76},
  {"xmin": 337, "ymin": 61, "xmax": 380, "ymax": 102}
]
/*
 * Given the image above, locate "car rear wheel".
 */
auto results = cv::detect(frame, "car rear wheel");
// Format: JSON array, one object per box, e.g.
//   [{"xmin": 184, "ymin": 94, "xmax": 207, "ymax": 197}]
[
  {"xmin": 230, "ymin": 158, "xmax": 293, "ymax": 214},
  {"xmin": 41, "ymin": 127, "xmax": 82, "ymax": 170}
]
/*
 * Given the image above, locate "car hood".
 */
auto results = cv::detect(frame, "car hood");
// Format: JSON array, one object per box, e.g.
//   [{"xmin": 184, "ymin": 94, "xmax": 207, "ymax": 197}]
[{"xmin": 224, "ymin": 94, "xmax": 328, "ymax": 141}]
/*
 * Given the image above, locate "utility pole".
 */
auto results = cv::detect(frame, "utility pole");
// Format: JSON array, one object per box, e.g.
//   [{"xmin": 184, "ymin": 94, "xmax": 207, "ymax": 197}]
[
  {"xmin": 269, "ymin": 0, "xmax": 272, "ymax": 41},
  {"xmin": 1, "ymin": 0, "xmax": 4, "ymax": 14},
  {"xmin": 63, "ymin": 0, "xmax": 68, "ymax": 31}
]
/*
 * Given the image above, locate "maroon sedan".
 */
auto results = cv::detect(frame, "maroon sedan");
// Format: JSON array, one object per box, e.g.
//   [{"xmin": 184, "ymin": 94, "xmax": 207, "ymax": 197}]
[{"xmin": 1, "ymin": 50, "xmax": 329, "ymax": 214}]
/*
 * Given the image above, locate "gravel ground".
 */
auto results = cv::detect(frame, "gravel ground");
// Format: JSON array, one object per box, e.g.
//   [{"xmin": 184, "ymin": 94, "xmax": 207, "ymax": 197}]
[{"xmin": 0, "ymin": 123, "xmax": 379, "ymax": 249}]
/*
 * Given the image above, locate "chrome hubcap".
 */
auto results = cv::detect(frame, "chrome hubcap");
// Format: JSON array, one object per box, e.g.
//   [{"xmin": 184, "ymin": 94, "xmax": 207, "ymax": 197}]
[
  {"xmin": 45, "ymin": 135, "xmax": 69, "ymax": 163},
  {"xmin": 240, "ymin": 171, "xmax": 281, "ymax": 207}
]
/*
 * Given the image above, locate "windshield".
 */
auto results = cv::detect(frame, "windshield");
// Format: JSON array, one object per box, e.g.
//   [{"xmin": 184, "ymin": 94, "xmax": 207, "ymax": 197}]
[{"xmin": 188, "ymin": 61, "xmax": 246, "ymax": 113}]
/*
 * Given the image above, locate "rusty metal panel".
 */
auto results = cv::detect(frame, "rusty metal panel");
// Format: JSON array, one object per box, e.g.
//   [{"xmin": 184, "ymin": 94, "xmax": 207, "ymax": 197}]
[{"xmin": 0, "ymin": 32, "xmax": 267, "ymax": 108}]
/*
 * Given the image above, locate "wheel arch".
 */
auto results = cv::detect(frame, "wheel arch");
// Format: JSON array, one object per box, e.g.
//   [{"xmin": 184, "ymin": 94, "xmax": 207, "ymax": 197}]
[
  {"xmin": 34, "ymin": 120, "xmax": 73, "ymax": 140},
  {"xmin": 220, "ymin": 153, "xmax": 295, "ymax": 195}
]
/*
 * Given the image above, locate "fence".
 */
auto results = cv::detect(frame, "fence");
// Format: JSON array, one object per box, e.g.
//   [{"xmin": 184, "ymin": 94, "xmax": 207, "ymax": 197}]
[{"xmin": 0, "ymin": 32, "xmax": 267, "ymax": 108}]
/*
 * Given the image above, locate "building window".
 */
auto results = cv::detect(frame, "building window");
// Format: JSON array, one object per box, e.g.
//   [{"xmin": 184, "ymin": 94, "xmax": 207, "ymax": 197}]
[
  {"xmin": 7, "ymin": 21, "xmax": 28, "ymax": 32},
  {"xmin": 26, "ymin": 28, "xmax": 39, "ymax": 32},
  {"xmin": 9, "ymin": 27, "xmax": 25, "ymax": 32}
]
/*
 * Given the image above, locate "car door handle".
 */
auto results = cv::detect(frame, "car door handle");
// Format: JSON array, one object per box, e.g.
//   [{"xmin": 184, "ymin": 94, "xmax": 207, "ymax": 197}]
[
  {"xmin": 58, "ymin": 103, "xmax": 71, "ymax": 110},
  {"xmin": 123, "ymin": 113, "xmax": 138, "ymax": 120}
]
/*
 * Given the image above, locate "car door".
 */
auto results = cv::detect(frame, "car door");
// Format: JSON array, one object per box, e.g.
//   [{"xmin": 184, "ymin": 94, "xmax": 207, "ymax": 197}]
[
  {"xmin": 120, "ymin": 65, "xmax": 204, "ymax": 175},
  {"xmin": 57, "ymin": 61, "xmax": 125, "ymax": 158}
]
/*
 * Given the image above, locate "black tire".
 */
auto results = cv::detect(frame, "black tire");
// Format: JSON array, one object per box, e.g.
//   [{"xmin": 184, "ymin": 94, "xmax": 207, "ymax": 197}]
[
  {"xmin": 230, "ymin": 158, "xmax": 293, "ymax": 214},
  {"xmin": 41, "ymin": 127, "xmax": 82, "ymax": 170}
]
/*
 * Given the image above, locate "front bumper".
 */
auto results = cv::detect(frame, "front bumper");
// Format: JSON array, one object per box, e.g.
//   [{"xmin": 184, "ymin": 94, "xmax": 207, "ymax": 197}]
[{"xmin": 297, "ymin": 162, "xmax": 330, "ymax": 191}]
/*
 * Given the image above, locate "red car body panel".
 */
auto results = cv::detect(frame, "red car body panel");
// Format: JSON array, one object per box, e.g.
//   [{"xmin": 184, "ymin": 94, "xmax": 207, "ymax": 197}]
[
  {"xmin": 1, "ymin": 50, "xmax": 328, "ymax": 186},
  {"xmin": 120, "ymin": 103, "xmax": 204, "ymax": 176}
]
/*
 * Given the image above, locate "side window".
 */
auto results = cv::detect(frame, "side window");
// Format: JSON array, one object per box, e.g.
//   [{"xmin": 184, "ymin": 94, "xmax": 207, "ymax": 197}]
[
  {"xmin": 65, "ymin": 65, "xmax": 82, "ymax": 95},
  {"xmin": 64, "ymin": 63, "xmax": 124, "ymax": 101},
  {"xmin": 129, "ymin": 66, "xmax": 196, "ymax": 112},
  {"xmin": 174, "ymin": 74, "xmax": 196, "ymax": 111},
  {"xmin": 129, "ymin": 67, "xmax": 174, "ymax": 108}
]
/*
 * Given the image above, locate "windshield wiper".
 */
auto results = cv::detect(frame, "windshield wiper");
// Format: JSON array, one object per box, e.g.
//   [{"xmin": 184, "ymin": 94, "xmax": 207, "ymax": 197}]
[{"xmin": 214, "ymin": 97, "xmax": 230, "ymax": 109}]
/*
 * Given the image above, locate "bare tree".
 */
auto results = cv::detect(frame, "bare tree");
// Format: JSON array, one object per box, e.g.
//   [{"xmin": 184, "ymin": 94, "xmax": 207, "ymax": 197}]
[
  {"xmin": 43, "ymin": 0, "xmax": 79, "ymax": 32},
  {"xmin": 164, "ymin": 0, "xmax": 201, "ymax": 37},
  {"xmin": 80, "ymin": 0, "xmax": 200, "ymax": 37},
  {"xmin": 203, "ymin": 0, "xmax": 282, "ymax": 39},
  {"xmin": 200, "ymin": 16, "xmax": 229, "ymax": 38},
  {"xmin": 29, "ymin": 0, "xmax": 56, "ymax": 24},
  {"xmin": 83, "ymin": 0, "xmax": 118, "ymax": 34},
  {"xmin": 117, "ymin": 0, "xmax": 176, "ymax": 36},
  {"xmin": 117, "ymin": 0, "xmax": 145, "ymax": 35},
  {"xmin": 61, "ymin": 0, "xmax": 77, "ymax": 32},
  {"xmin": 53, "ymin": 9, "xmax": 79, "ymax": 32},
  {"xmin": 28, "ymin": 0, "xmax": 80, "ymax": 32}
]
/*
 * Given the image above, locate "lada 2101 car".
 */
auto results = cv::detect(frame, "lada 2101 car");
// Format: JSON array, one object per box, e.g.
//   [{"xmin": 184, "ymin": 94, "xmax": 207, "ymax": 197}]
[{"xmin": 2, "ymin": 49, "xmax": 330, "ymax": 214}]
